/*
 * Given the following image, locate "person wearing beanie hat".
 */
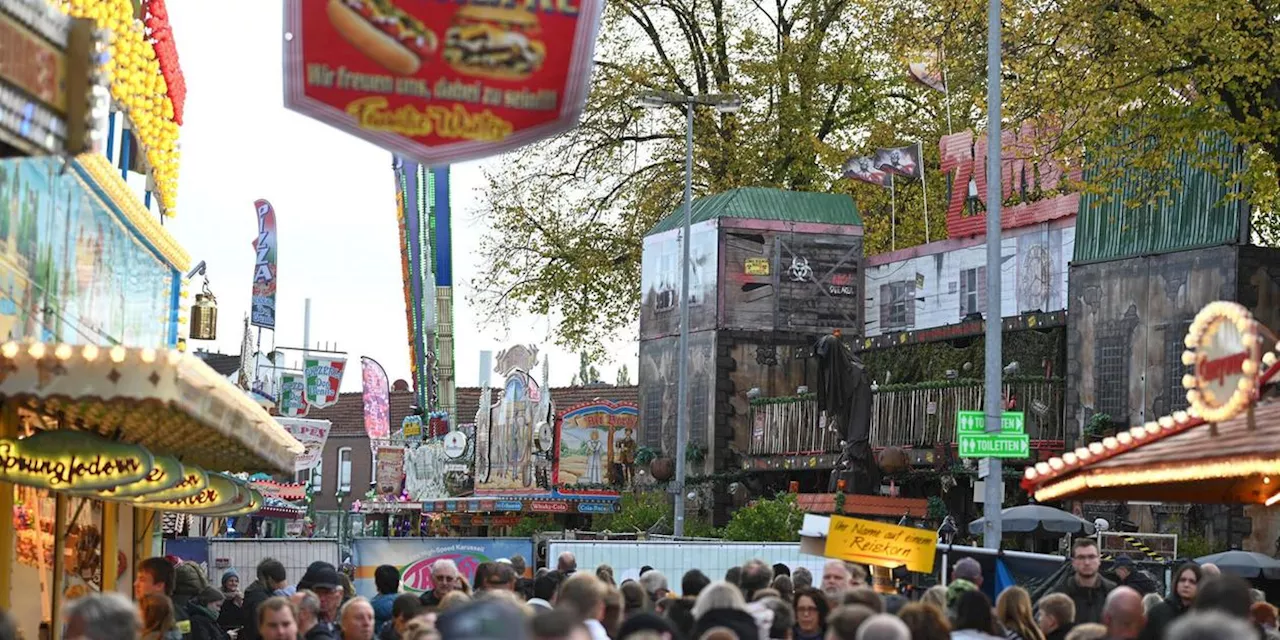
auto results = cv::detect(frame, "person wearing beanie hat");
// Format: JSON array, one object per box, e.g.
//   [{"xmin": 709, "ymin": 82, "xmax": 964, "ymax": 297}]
[
  {"xmin": 188, "ymin": 587, "xmax": 228, "ymax": 640},
  {"xmin": 218, "ymin": 570, "xmax": 246, "ymax": 633}
]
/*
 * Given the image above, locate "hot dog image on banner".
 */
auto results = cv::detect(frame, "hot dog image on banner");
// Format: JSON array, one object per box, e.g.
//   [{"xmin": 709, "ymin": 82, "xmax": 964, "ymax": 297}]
[
  {"xmin": 282, "ymin": 0, "xmax": 605, "ymax": 165},
  {"xmin": 251, "ymin": 199, "xmax": 277, "ymax": 329}
]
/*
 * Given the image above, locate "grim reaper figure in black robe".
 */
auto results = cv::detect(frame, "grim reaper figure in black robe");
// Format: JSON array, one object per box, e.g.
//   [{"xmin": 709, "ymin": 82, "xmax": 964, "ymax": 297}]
[{"xmin": 816, "ymin": 334, "xmax": 881, "ymax": 495}]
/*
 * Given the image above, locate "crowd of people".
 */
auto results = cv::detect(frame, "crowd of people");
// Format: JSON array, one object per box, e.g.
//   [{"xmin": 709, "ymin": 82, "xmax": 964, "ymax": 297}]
[{"xmin": 16, "ymin": 541, "xmax": 1280, "ymax": 640}]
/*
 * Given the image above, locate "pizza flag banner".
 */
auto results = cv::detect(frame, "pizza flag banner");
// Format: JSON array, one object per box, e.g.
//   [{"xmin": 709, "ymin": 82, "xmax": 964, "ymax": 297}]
[
  {"xmin": 283, "ymin": 0, "xmax": 605, "ymax": 166},
  {"xmin": 279, "ymin": 373, "xmax": 311, "ymax": 418},
  {"xmin": 304, "ymin": 356, "xmax": 347, "ymax": 409}
]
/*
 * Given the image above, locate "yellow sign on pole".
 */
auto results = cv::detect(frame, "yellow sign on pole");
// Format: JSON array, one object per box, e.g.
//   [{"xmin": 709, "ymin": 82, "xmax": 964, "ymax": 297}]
[{"xmin": 823, "ymin": 515, "xmax": 938, "ymax": 573}]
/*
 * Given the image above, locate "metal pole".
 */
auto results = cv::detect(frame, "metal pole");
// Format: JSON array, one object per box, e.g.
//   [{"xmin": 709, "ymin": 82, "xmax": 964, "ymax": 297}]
[
  {"xmin": 889, "ymin": 174, "xmax": 897, "ymax": 251},
  {"xmin": 982, "ymin": 0, "xmax": 1004, "ymax": 550},
  {"xmin": 673, "ymin": 99, "xmax": 694, "ymax": 537}
]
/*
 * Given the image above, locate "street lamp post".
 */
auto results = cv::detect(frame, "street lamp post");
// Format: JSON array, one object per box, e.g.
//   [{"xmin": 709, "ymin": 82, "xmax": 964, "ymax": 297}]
[{"xmin": 637, "ymin": 90, "xmax": 740, "ymax": 537}]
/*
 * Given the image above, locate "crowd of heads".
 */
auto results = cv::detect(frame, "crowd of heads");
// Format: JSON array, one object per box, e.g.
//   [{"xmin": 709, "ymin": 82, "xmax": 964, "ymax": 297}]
[{"xmin": 32, "ymin": 544, "xmax": 1280, "ymax": 640}]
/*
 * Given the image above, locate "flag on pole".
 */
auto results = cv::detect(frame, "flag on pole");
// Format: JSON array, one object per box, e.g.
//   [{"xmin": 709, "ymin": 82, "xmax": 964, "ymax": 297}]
[
  {"xmin": 361, "ymin": 357, "xmax": 391, "ymax": 441},
  {"xmin": 907, "ymin": 50, "xmax": 947, "ymax": 93},
  {"xmin": 841, "ymin": 156, "xmax": 890, "ymax": 186},
  {"xmin": 875, "ymin": 142, "xmax": 924, "ymax": 180},
  {"xmin": 251, "ymin": 199, "xmax": 278, "ymax": 329}
]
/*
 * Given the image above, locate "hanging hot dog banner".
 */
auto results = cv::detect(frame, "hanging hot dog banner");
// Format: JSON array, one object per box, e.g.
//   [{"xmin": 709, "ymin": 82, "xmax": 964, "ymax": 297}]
[{"xmin": 283, "ymin": 0, "xmax": 605, "ymax": 165}]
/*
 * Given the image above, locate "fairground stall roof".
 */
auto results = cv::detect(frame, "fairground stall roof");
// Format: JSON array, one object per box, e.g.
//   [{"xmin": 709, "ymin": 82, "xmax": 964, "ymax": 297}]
[
  {"xmin": 0, "ymin": 342, "xmax": 304, "ymax": 474},
  {"xmin": 1022, "ymin": 302, "xmax": 1280, "ymax": 504}
]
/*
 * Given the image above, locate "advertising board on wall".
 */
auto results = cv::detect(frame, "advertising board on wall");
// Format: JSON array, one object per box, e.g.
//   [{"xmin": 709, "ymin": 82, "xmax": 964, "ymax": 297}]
[
  {"xmin": 282, "ymin": 0, "xmax": 605, "ymax": 166},
  {"xmin": 352, "ymin": 538, "xmax": 534, "ymax": 598}
]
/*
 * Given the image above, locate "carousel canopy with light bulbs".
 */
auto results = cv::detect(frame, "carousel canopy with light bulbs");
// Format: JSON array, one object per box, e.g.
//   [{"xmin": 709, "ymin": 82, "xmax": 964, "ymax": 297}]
[
  {"xmin": 1022, "ymin": 302, "xmax": 1280, "ymax": 504},
  {"xmin": 0, "ymin": 341, "xmax": 304, "ymax": 474}
]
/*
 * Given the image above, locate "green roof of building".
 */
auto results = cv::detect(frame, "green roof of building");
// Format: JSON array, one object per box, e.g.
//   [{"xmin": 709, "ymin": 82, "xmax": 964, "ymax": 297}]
[
  {"xmin": 1074, "ymin": 131, "xmax": 1248, "ymax": 264},
  {"xmin": 646, "ymin": 187, "xmax": 861, "ymax": 236}
]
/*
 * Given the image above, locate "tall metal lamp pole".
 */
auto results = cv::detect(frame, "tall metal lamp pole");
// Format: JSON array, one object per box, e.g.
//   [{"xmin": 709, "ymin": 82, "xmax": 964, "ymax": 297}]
[{"xmin": 637, "ymin": 90, "xmax": 741, "ymax": 536}]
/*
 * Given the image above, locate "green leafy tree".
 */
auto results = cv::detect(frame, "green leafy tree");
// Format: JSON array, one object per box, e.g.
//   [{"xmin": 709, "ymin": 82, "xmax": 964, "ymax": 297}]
[
  {"xmin": 881, "ymin": 0, "xmax": 1280, "ymax": 243},
  {"xmin": 594, "ymin": 490, "xmax": 672, "ymax": 533},
  {"xmin": 469, "ymin": 0, "xmax": 923, "ymax": 357},
  {"xmin": 721, "ymin": 493, "xmax": 805, "ymax": 542}
]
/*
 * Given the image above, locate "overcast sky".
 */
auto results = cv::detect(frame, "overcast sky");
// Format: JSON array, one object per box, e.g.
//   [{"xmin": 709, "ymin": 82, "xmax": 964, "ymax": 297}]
[{"xmin": 157, "ymin": 1, "xmax": 637, "ymax": 391}]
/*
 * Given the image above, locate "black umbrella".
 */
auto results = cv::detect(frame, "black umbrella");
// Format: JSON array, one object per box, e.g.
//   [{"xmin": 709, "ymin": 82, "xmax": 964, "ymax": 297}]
[
  {"xmin": 1195, "ymin": 550, "xmax": 1280, "ymax": 579},
  {"xmin": 968, "ymin": 504, "xmax": 1096, "ymax": 538}
]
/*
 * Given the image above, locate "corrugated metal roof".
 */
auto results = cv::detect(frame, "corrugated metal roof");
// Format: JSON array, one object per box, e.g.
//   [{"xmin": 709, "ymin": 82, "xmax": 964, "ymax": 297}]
[
  {"xmin": 1074, "ymin": 132, "xmax": 1248, "ymax": 264},
  {"xmin": 647, "ymin": 187, "xmax": 861, "ymax": 236}
]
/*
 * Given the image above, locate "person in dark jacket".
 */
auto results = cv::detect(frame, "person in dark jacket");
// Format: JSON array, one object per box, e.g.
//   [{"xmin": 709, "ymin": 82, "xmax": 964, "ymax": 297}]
[
  {"xmin": 240, "ymin": 558, "xmax": 288, "ymax": 640},
  {"xmin": 1049, "ymin": 539, "xmax": 1116, "ymax": 624},
  {"xmin": 1111, "ymin": 557, "xmax": 1159, "ymax": 596},
  {"xmin": 173, "ymin": 562, "xmax": 210, "ymax": 640},
  {"xmin": 187, "ymin": 587, "xmax": 229, "ymax": 640},
  {"xmin": 418, "ymin": 559, "xmax": 461, "ymax": 608},
  {"xmin": 379, "ymin": 594, "xmax": 425, "ymax": 640},
  {"xmin": 217, "ymin": 570, "xmax": 246, "ymax": 632},
  {"xmin": 1035, "ymin": 593, "xmax": 1076, "ymax": 640},
  {"xmin": 370, "ymin": 565, "xmax": 400, "ymax": 636},
  {"xmin": 1139, "ymin": 562, "xmax": 1202, "ymax": 640}
]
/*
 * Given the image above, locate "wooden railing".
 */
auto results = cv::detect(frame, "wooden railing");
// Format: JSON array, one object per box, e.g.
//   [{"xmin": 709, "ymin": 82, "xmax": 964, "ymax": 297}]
[{"xmin": 746, "ymin": 379, "xmax": 1066, "ymax": 456}]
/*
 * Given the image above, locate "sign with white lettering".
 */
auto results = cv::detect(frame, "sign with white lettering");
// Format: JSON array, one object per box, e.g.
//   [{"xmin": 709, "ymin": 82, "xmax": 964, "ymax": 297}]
[
  {"xmin": 824, "ymin": 515, "xmax": 937, "ymax": 572},
  {"xmin": 0, "ymin": 430, "xmax": 152, "ymax": 491},
  {"xmin": 283, "ymin": 0, "xmax": 605, "ymax": 166},
  {"xmin": 956, "ymin": 410, "xmax": 1029, "ymax": 459}
]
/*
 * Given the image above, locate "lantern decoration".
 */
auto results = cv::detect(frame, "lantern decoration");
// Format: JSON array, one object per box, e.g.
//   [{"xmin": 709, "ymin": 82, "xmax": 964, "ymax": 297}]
[{"xmin": 189, "ymin": 282, "xmax": 217, "ymax": 340}]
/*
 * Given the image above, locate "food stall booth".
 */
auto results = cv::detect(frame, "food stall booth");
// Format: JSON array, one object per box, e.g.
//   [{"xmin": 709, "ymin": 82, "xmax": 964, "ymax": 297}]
[
  {"xmin": 1022, "ymin": 302, "xmax": 1280, "ymax": 506},
  {"xmin": 0, "ymin": 342, "xmax": 303, "ymax": 637}
]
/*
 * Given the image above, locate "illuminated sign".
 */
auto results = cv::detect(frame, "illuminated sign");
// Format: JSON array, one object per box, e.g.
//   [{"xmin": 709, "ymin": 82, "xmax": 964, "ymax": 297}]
[
  {"xmin": 0, "ymin": 430, "xmax": 152, "ymax": 491},
  {"xmin": 139, "ymin": 472, "xmax": 245, "ymax": 513},
  {"xmin": 1182, "ymin": 301, "xmax": 1263, "ymax": 423},
  {"xmin": 89, "ymin": 454, "xmax": 183, "ymax": 498},
  {"xmin": 217, "ymin": 486, "xmax": 266, "ymax": 517},
  {"xmin": 129, "ymin": 466, "xmax": 209, "ymax": 503},
  {"xmin": 0, "ymin": 0, "xmax": 103, "ymax": 156}
]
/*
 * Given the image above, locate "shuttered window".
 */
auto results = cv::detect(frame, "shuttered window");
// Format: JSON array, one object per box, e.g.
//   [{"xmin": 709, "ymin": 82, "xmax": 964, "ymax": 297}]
[
  {"xmin": 879, "ymin": 280, "xmax": 915, "ymax": 330},
  {"xmin": 959, "ymin": 266, "xmax": 987, "ymax": 318}
]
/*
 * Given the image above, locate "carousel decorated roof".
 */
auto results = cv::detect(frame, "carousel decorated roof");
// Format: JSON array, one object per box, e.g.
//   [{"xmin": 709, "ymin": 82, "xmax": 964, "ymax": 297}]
[
  {"xmin": 0, "ymin": 341, "xmax": 304, "ymax": 474},
  {"xmin": 1022, "ymin": 302, "xmax": 1280, "ymax": 504}
]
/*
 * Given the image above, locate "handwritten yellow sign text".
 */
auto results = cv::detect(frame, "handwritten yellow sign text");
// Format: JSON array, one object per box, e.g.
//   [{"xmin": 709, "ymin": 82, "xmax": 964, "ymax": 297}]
[
  {"xmin": 346, "ymin": 97, "xmax": 514, "ymax": 142},
  {"xmin": 824, "ymin": 515, "xmax": 937, "ymax": 573}
]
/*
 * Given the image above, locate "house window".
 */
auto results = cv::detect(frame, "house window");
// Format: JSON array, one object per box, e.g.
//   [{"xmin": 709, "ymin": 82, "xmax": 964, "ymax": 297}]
[
  {"xmin": 338, "ymin": 447, "xmax": 352, "ymax": 493},
  {"xmin": 1160, "ymin": 319, "xmax": 1194, "ymax": 416},
  {"xmin": 1095, "ymin": 331, "xmax": 1131, "ymax": 422},
  {"xmin": 959, "ymin": 266, "xmax": 987, "ymax": 318},
  {"xmin": 297, "ymin": 459, "xmax": 323, "ymax": 492},
  {"xmin": 879, "ymin": 280, "xmax": 915, "ymax": 330}
]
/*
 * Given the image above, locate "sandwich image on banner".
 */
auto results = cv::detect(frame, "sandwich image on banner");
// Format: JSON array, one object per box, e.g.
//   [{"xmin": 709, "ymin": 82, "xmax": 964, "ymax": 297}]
[
  {"xmin": 842, "ymin": 156, "xmax": 890, "ymax": 186},
  {"xmin": 907, "ymin": 51, "xmax": 946, "ymax": 93},
  {"xmin": 875, "ymin": 143, "xmax": 923, "ymax": 180}
]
